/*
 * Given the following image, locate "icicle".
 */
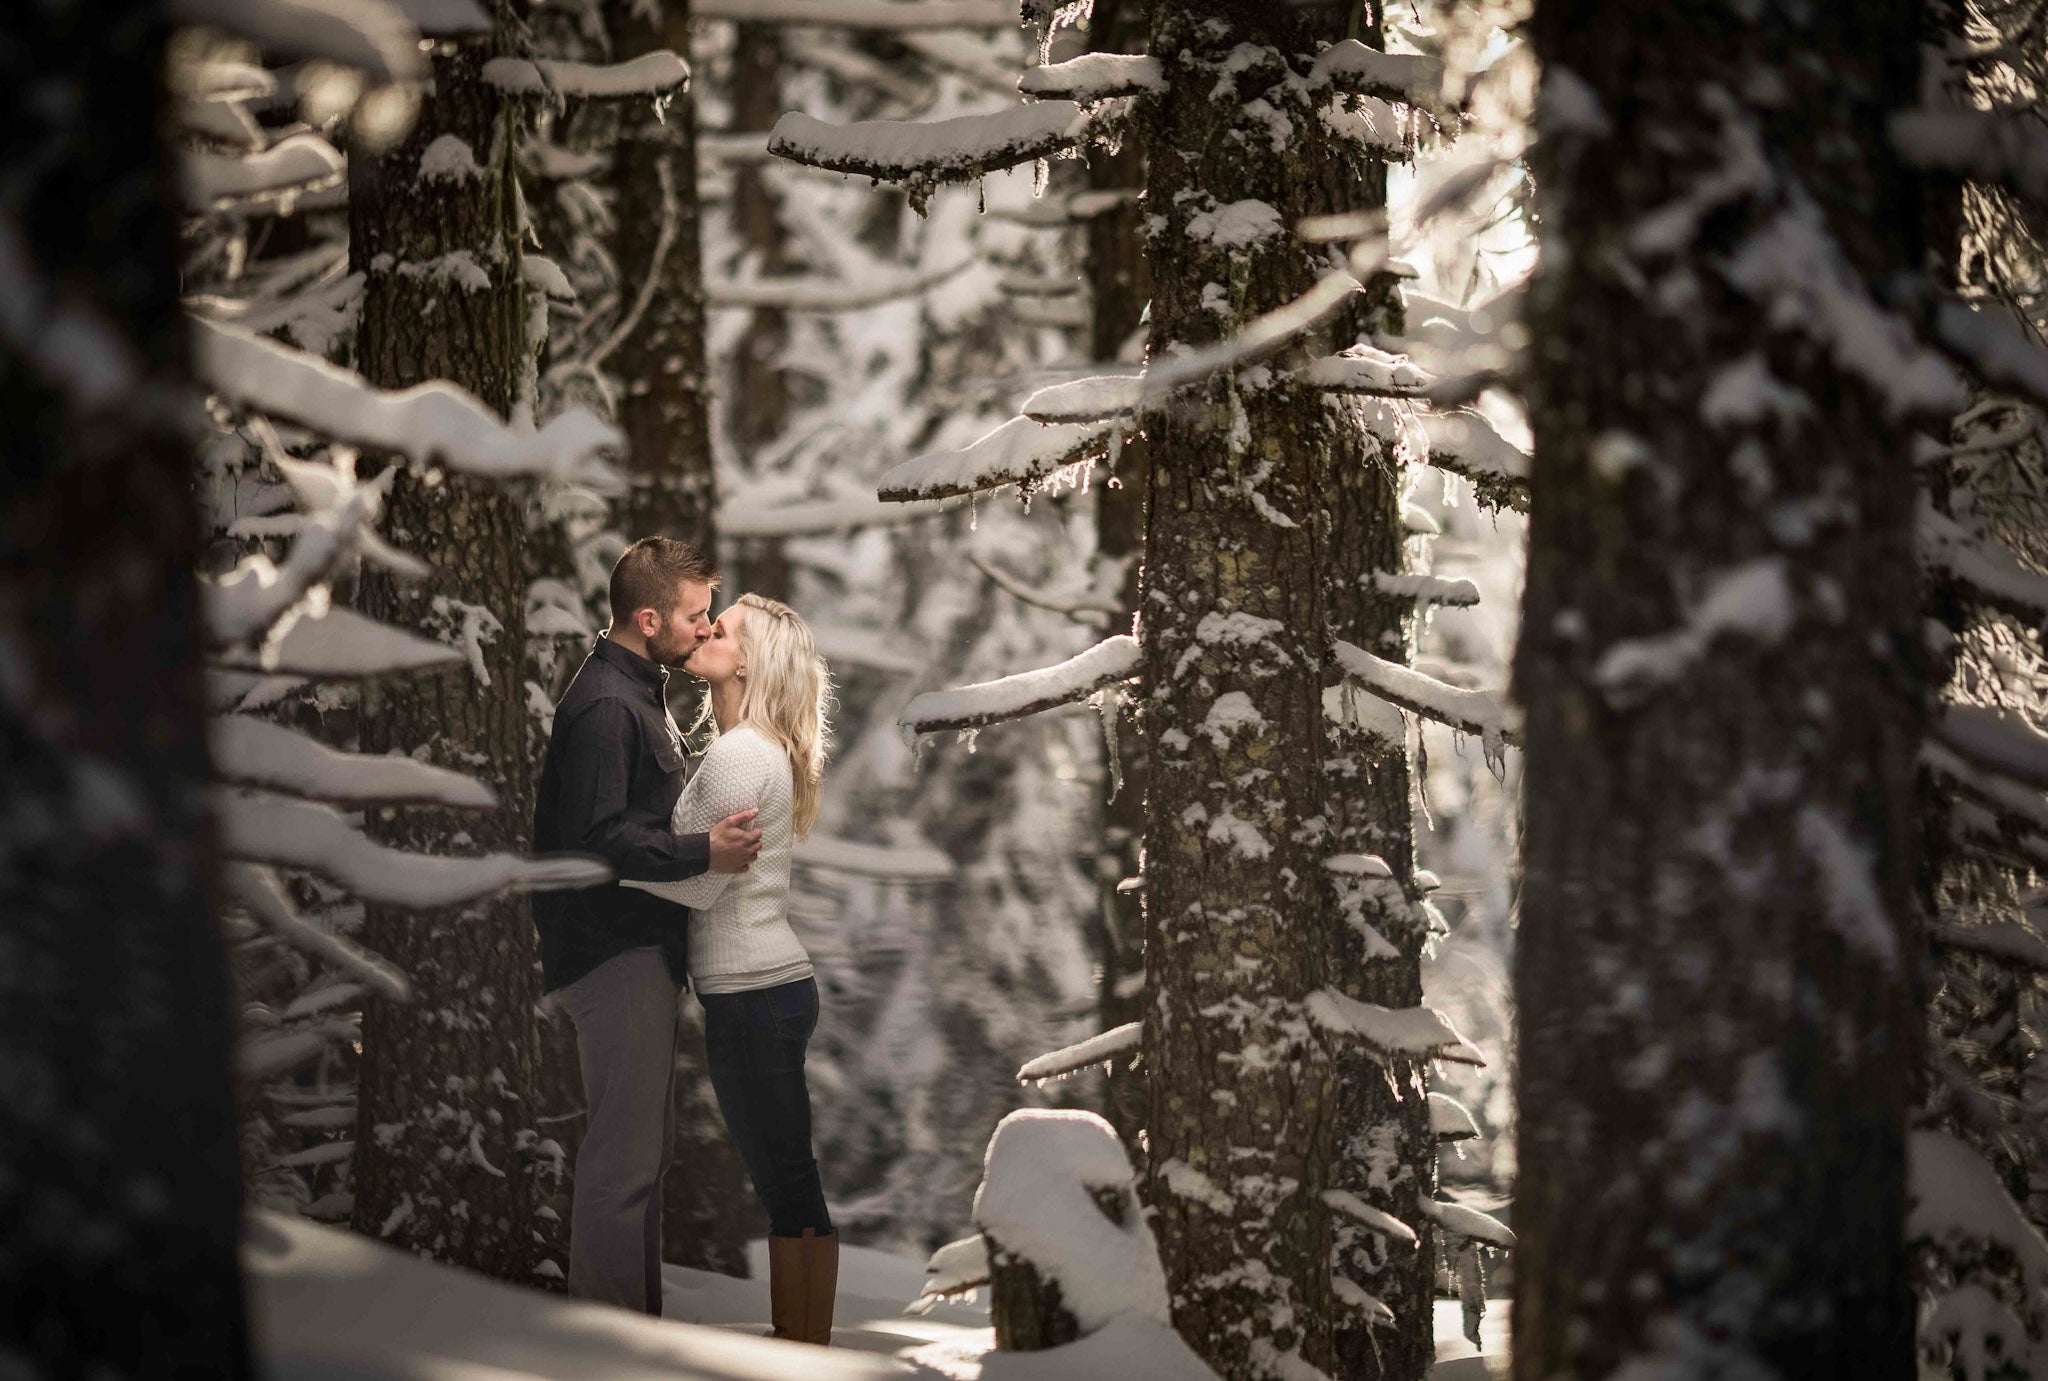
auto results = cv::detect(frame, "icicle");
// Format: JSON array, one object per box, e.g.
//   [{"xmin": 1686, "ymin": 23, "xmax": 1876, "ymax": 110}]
[
  {"xmin": 1094, "ymin": 684, "xmax": 1125, "ymax": 802},
  {"xmin": 958, "ymin": 727, "xmax": 980, "ymax": 754}
]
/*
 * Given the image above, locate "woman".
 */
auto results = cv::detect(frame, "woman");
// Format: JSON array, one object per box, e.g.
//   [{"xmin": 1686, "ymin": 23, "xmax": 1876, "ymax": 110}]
[{"xmin": 625, "ymin": 593, "xmax": 838, "ymax": 1345}]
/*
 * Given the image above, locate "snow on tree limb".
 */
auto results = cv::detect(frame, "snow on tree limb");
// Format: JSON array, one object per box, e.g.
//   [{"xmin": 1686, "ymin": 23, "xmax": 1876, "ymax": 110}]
[
  {"xmin": 878, "ymin": 415, "xmax": 1117, "ymax": 501},
  {"xmin": 211, "ymin": 715, "xmax": 497, "ymax": 808},
  {"xmin": 1016, "ymin": 1021, "xmax": 1142, "ymax": 1085},
  {"xmin": 707, "ymin": 257, "xmax": 968, "ymax": 310},
  {"xmin": 695, "ymin": 0, "xmax": 1015, "ymax": 27},
  {"xmin": 1936, "ymin": 704, "xmax": 2048, "ymax": 791},
  {"xmin": 1430, "ymin": 1091, "xmax": 1482, "ymax": 1142},
  {"xmin": 1303, "ymin": 988, "xmax": 1487, "ymax": 1066},
  {"xmin": 193, "ymin": 318, "xmax": 624, "ymax": 488},
  {"xmin": 1142, "ymin": 254, "xmax": 1383, "ymax": 400},
  {"xmin": 1924, "ymin": 740, "xmax": 2048, "ymax": 843},
  {"xmin": 1413, "ymin": 411, "xmax": 1531, "ymax": 512},
  {"xmin": 916, "ymin": 1234, "xmax": 992, "ymax": 1310},
  {"xmin": 1930, "ymin": 921, "xmax": 2048, "ymax": 972},
  {"xmin": 220, "ymin": 862, "xmax": 412, "ymax": 1001},
  {"xmin": 182, "ymin": 132, "xmax": 345, "ymax": 212},
  {"xmin": 1920, "ymin": 504, "xmax": 2048, "ymax": 627},
  {"xmin": 1334, "ymin": 639, "xmax": 1522, "ymax": 752},
  {"xmin": 482, "ymin": 53, "xmax": 690, "ymax": 99},
  {"xmin": 1892, "ymin": 107, "xmax": 2048, "ymax": 206},
  {"xmin": 1368, "ymin": 572, "xmax": 1481, "ymax": 607},
  {"xmin": 1910, "ymin": 1129, "xmax": 2048, "ymax": 1288},
  {"xmin": 1309, "ymin": 40, "xmax": 1448, "ymax": 117},
  {"xmin": 211, "ymin": 604, "xmax": 463, "ymax": 680},
  {"xmin": 1019, "ymin": 54, "xmax": 1165, "ymax": 103},
  {"xmin": 1322, "ymin": 1189, "xmax": 1419, "ymax": 1245},
  {"xmin": 1300, "ymin": 344, "xmax": 1436, "ymax": 398},
  {"xmin": 720, "ymin": 486, "xmax": 953, "ymax": 536},
  {"xmin": 214, "ymin": 788, "xmax": 611, "ymax": 908},
  {"xmin": 170, "ymin": 0, "xmax": 425, "ymax": 86},
  {"xmin": 768, "ymin": 101, "xmax": 1111, "ymax": 190},
  {"xmin": 1420, "ymin": 1198, "xmax": 1516, "ymax": 1247},
  {"xmin": 202, "ymin": 483, "xmax": 390, "ymax": 648},
  {"xmin": 1927, "ymin": 299, "xmax": 2048, "ymax": 415},
  {"xmin": 1021, "ymin": 374, "xmax": 1144, "ymax": 424},
  {"xmin": 901, "ymin": 633, "xmax": 1140, "ymax": 737}
]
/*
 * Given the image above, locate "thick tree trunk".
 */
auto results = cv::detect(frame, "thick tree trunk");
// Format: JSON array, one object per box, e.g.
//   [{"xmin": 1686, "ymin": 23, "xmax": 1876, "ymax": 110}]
[
  {"xmin": 1514, "ymin": 3, "xmax": 1927, "ymax": 1376},
  {"xmin": 0, "ymin": 4, "xmax": 252, "ymax": 1374},
  {"xmin": 1082, "ymin": 0, "xmax": 1152, "ymax": 1153},
  {"xmin": 604, "ymin": 0, "xmax": 754, "ymax": 1279},
  {"xmin": 1138, "ymin": 4, "xmax": 1360, "ymax": 1372},
  {"xmin": 346, "ymin": 22, "xmax": 543, "ymax": 1281}
]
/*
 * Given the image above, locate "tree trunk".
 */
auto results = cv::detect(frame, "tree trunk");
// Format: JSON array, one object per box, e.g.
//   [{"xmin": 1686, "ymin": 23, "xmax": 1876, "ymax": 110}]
[
  {"xmin": 346, "ymin": 18, "xmax": 543, "ymax": 1281},
  {"xmin": 1322, "ymin": 96, "xmax": 1436, "ymax": 1381},
  {"xmin": 1514, "ymin": 3, "xmax": 1927, "ymax": 1375},
  {"xmin": 603, "ymin": 0, "xmax": 755, "ymax": 1278},
  {"xmin": 1082, "ymin": 0, "xmax": 1152, "ymax": 1153},
  {"xmin": 1137, "ymin": 4, "xmax": 1360, "ymax": 1371},
  {"xmin": 0, "ymin": 0, "xmax": 251, "ymax": 1372}
]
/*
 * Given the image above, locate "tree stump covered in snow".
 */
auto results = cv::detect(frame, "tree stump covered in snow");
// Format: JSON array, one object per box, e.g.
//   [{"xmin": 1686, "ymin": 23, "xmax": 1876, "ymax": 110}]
[{"xmin": 972, "ymin": 1110, "xmax": 1171, "ymax": 1352}]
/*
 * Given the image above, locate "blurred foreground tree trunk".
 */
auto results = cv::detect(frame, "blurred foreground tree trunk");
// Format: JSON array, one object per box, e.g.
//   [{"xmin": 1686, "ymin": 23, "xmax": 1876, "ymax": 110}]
[
  {"xmin": 1514, "ymin": 2, "xmax": 1929, "ymax": 1376},
  {"xmin": 346, "ymin": 7, "xmax": 543, "ymax": 1281},
  {"xmin": 0, "ymin": 0, "xmax": 251, "ymax": 1372}
]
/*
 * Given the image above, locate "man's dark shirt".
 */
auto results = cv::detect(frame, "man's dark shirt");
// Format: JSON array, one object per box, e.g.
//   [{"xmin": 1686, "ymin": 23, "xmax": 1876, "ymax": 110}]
[{"xmin": 533, "ymin": 635, "xmax": 710, "ymax": 991}]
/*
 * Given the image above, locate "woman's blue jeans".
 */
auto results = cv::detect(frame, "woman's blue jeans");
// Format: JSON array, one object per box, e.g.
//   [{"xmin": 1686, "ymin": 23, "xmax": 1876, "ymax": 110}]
[{"xmin": 697, "ymin": 977, "xmax": 833, "ymax": 1238}]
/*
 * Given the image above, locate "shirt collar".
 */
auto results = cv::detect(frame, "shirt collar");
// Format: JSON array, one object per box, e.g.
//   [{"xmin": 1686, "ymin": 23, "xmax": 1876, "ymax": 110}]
[{"xmin": 593, "ymin": 632, "xmax": 668, "ymax": 692}]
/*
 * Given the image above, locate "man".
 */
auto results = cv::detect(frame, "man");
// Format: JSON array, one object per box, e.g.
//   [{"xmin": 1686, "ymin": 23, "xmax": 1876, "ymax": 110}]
[{"xmin": 533, "ymin": 536, "xmax": 762, "ymax": 1314}]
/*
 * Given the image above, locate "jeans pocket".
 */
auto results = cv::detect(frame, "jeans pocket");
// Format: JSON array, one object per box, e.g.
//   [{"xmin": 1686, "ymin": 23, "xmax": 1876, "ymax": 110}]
[{"xmin": 764, "ymin": 980, "xmax": 819, "ymax": 1042}]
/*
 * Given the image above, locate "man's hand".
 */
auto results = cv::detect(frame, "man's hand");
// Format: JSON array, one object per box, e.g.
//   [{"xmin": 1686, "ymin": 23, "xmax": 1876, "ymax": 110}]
[{"xmin": 709, "ymin": 809, "xmax": 763, "ymax": 874}]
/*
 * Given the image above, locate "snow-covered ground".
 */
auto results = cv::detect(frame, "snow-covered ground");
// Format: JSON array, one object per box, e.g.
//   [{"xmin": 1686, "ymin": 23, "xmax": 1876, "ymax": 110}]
[{"xmin": 248, "ymin": 1211, "xmax": 1508, "ymax": 1379}]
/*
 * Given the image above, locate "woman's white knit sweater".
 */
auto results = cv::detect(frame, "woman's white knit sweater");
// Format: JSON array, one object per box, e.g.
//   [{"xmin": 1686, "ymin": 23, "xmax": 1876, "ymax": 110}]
[{"xmin": 624, "ymin": 724, "xmax": 812, "ymax": 994}]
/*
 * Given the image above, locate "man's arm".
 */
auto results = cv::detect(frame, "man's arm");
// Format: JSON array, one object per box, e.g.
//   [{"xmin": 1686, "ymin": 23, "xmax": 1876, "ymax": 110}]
[{"xmin": 556, "ymin": 699, "xmax": 711, "ymax": 882}]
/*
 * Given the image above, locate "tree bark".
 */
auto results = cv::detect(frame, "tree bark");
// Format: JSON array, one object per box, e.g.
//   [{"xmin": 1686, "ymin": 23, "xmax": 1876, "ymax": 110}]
[
  {"xmin": 0, "ymin": 0, "xmax": 251, "ymax": 1372},
  {"xmin": 1514, "ymin": 3, "xmax": 1927, "ymax": 1375},
  {"xmin": 1137, "ymin": 4, "xmax": 1360, "ymax": 1371},
  {"xmin": 346, "ymin": 19, "xmax": 543, "ymax": 1281}
]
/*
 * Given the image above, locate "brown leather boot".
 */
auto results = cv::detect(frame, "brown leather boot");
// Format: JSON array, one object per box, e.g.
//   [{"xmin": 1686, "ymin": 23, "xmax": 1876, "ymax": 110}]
[
  {"xmin": 767, "ymin": 1234, "xmax": 808, "ymax": 1341},
  {"xmin": 801, "ymin": 1229, "xmax": 838, "ymax": 1346}
]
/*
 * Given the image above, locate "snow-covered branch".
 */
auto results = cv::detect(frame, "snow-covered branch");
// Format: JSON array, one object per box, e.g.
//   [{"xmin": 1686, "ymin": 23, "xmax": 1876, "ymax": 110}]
[
  {"xmin": 482, "ymin": 52, "xmax": 690, "ymax": 99},
  {"xmin": 1924, "ymin": 740, "xmax": 2048, "ymax": 843},
  {"xmin": 1910, "ymin": 1129, "xmax": 2048, "ymax": 1287},
  {"xmin": 1334, "ymin": 639, "xmax": 1522, "ymax": 752},
  {"xmin": 211, "ymin": 604, "xmax": 465, "ymax": 680},
  {"xmin": 1419, "ymin": 1198, "xmax": 1516, "ymax": 1247},
  {"xmin": 194, "ymin": 318, "xmax": 624, "ymax": 488},
  {"xmin": 1413, "ymin": 411, "xmax": 1531, "ymax": 512},
  {"xmin": 1368, "ymin": 572, "xmax": 1482, "ymax": 607},
  {"xmin": 1304, "ymin": 988, "xmax": 1487, "ymax": 1065},
  {"xmin": 1936, "ymin": 705, "xmax": 2048, "ymax": 792},
  {"xmin": 1926, "ymin": 299, "xmax": 2048, "ymax": 415},
  {"xmin": 1018, "ymin": 54, "xmax": 1164, "ymax": 103},
  {"xmin": 1930, "ymin": 921, "xmax": 2048, "ymax": 972},
  {"xmin": 968, "ymin": 552, "xmax": 1119, "ymax": 624},
  {"xmin": 707, "ymin": 258, "xmax": 969, "ymax": 311},
  {"xmin": 768, "ymin": 101, "xmax": 1115, "ymax": 190},
  {"xmin": 1016, "ymin": 1021, "xmax": 1142, "ymax": 1085},
  {"xmin": 720, "ymin": 486, "xmax": 953, "ymax": 537},
  {"xmin": 169, "ymin": 0, "xmax": 434, "ymax": 86},
  {"xmin": 1892, "ymin": 108, "xmax": 2048, "ymax": 207},
  {"xmin": 1323, "ymin": 1190, "xmax": 1419, "ymax": 1245},
  {"xmin": 211, "ymin": 715, "xmax": 497, "ymax": 807},
  {"xmin": 214, "ymin": 788, "xmax": 611, "ymax": 908},
  {"xmin": 694, "ymin": 0, "xmax": 1014, "ymax": 27},
  {"xmin": 1300, "ymin": 344, "xmax": 1435, "ymax": 398},
  {"xmin": 1430, "ymin": 1092, "xmax": 1481, "ymax": 1142},
  {"xmin": 182, "ymin": 132, "xmax": 345, "ymax": 212},
  {"xmin": 1020, "ymin": 375, "xmax": 1143, "ymax": 424},
  {"xmin": 916, "ymin": 1234, "xmax": 992, "ymax": 1309},
  {"xmin": 1310, "ymin": 40, "xmax": 1448, "ymax": 118},
  {"xmin": 901, "ymin": 633, "xmax": 1140, "ymax": 737},
  {"xmin": 220, "ymin": 862, "xmax": 412, "ymax": 1001},
  {"xmin": 1920, "ymin": 504, "xmax": 2048, "ymax": 627}
]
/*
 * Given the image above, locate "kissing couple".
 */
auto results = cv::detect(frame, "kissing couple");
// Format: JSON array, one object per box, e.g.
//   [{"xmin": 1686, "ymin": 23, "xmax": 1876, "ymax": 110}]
[{"xmin": 531, "ymin": 536, "xmax": 839, "ymax": 1344}]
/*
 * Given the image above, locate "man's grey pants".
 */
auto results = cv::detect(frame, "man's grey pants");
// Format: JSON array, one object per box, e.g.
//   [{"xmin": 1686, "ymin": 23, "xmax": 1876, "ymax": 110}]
[{"xmin": 559, "ymin": 946, "xmax": 679, "ymax": 1314}]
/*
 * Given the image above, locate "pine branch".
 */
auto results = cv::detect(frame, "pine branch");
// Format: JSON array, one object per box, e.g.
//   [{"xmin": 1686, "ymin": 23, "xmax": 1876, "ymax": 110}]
[
  {"xmin": 1420, "ymin": 1198, "xmax": 1516, "ymax": 1247},
  {"xmin": 1936, "ymin": 704, "xmax": 2048, "ymax": 791},
  {"xmin": 1926, "ymin": 298, "xmax": 2048, "ymax": 415},
  {"xmin": 1430, "ymin": 1092, "xmax": 1482, "ymax": 1142},
  {"xmin": 214, "ymin": 787, "xmax": 611, "ymax": 908},
  {"xmin": 1299, "ymin": 344, "xmax": 1436, "ymax": 398},
  {"xmin": 1413, "ymin": 411, "xmax": 1531, "ymax": 512},
  {"xmin": 220, "ymin": 862, "xmax": 411, "ymax": 1001},
  {"xmin": 1920, "ymin": 503, "xmax": 2048, "ymax": 628},
  {"xmin": 1334, "ymin": 639, "xmax": 1523, "ymax": 750},
  {"xmin": 1304, "ymin": 988, "xmax": 1488, "ymax": 1065},
  {"xmin": 901, "ymin": 633, "xmax": 1140, "ymax": 736},
  {"xmin": 1018, "ymin": 53, "xmax": 1165, "ymax": 103},
  {"xmin": 1016, "ymin": 1021, "xmax": 1143, "ymax": 1084},
  {"xmin": 1930, "ymin": 920, "xmax": 2048, "ymax": 972},
  {"xmin": 768, "ymin": 100, "xmax": 1122, "ymax": 192},
  {"xmin": 210, "ymin": 715, "xmax": 498, "ymax": 808},
  {"xmin": 1309, "ymin": 40, "xmax": 1450, "ymax": 118}
]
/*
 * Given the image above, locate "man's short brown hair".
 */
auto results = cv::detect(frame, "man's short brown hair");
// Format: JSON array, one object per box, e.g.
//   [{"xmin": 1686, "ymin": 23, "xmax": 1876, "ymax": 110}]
[{"xmin": 608, "ymin": 537, "xmax": 719, "ymax": 626}]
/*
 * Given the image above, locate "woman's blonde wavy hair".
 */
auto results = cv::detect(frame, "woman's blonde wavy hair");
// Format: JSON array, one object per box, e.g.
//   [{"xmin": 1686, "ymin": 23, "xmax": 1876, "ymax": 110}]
[{"xmin": 715, "ymin": 593, "xmax": 834, "ymax": 839}]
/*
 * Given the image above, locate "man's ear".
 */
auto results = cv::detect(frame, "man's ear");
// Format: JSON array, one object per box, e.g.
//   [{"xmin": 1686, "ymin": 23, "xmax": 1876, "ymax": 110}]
[{"xmin": 636, "ymin": 606, "xmax": 661, "ymax": 639}]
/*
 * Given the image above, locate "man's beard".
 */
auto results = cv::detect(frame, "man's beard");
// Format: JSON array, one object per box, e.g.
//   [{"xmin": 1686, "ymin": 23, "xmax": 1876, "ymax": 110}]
[{"xmin": 648, "ymin": 628, "xmax": 695, "ymax": 667}]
